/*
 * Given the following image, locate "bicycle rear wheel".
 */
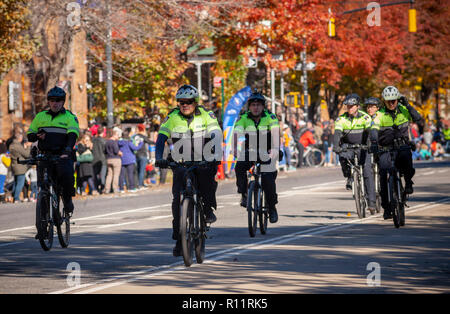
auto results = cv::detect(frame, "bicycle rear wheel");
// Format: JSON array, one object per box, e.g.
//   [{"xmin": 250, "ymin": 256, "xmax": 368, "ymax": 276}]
[
  {"xmin": 194, "ymin": 202, "xmax": 206, "ymax": 264},
  {"xmin": 353, "ymin": 171, "xmax": 365, "ymax": 219},
  {"xmin": 36, "ymin": 192, "xmax": 53, "ymax": 251},
  {"xmin": 247, "ymin": 181, "xmax": 258, "ymax": 238},
  {"xmin": 55, "ymin": 193, "xmax": 70, "ymax": 248},
  {"xmin": 180, "ymin": 197, "xmax": 194, "ymax": 267},
  {"xmin": 306, "ymin": 148, "xmax": 325, "ymax": 167}
]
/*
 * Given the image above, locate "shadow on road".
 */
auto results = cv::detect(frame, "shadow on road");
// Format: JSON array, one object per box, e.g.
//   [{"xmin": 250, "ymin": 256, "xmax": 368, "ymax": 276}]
[{"xmin": 1, "ymin": 206, "xmax": 449, "ymax": 293}]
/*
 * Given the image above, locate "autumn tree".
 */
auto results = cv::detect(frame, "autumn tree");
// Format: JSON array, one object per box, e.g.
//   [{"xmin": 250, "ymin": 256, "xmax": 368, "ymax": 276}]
[{"xmin": 0, "ymin": 0, "xmax": 38, "ymax": 83}]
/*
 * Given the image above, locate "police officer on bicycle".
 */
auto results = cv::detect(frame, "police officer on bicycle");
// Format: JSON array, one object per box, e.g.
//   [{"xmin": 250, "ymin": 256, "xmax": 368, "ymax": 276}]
[
  {"xmin": 234, "ymin": 90, "xmax": 280, "ymax": 224},
  {"xmin": 155, "ymin": 84, "xmax": 222, "ymax": 257},
  {"xmin": 370, "ymin": 86, "xmax": 423, "ymax": 219},
  {"xmin": 26, "ymin": 86, "xmax": 79, "ymax": 218},
  {"xmin": 333, "ymin": 93, "xmax": 377, "ymax": 213},
  {"xmin": 364, "ymin": 97, "xmax": 382, "ymax": 120}
]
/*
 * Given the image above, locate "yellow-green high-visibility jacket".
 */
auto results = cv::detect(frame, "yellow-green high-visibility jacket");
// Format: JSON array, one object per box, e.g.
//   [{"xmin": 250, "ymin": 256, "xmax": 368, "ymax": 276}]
[
  {"xmin": 234, "ymin": 109, "xmax": 280, "ymax": 155},
  {"xmin": 27, "ymin": 108, "xmax": 79, "ymax": 152},
  {"xmin": 371, "ymin": 104, "xmax": 422, "ymax": 146},
  {"xmin": 158, "ymin": 105, "xmax": 221, "ymax": 160},
  {"xmin": 334, "ymin": 110, "xmax": 372, "ymax": 146}
]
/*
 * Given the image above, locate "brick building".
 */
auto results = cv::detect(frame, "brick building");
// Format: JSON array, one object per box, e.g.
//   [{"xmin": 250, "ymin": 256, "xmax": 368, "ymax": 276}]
[{"xmin": 0, "ymin": 23, "xmax": 88, "ymax": 140}]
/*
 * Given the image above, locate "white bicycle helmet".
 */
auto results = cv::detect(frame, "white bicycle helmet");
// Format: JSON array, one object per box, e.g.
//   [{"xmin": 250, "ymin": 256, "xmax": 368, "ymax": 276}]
[
  {"xmin": 175, "ymin": 84, "xmax": 199, "ymax": 101},
  {"xmin": 381, "ymin": 86, "xmax": 400, "ymax": 101}
]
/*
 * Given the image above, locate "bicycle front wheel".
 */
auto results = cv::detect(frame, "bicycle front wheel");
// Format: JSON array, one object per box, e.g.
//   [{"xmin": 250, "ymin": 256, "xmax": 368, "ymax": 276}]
[
  {"xmin": 180, "ymin": 197, "xmax": 194, "ymax": 267},
  {"xmin": 259, "ymin": 191, "xmax": 268, "ymax": 235},
  {"xmin": 55, "ymin": 194, "xmax": 70, "ymax": 248},
  {"xmin": 194, "ymin": 202, "xmax": 206, "ymax": 264},
  {"xmin": 247, "ymin": 181, "xmax": 258, "ymax": 238},
  {"xmin": 389, "ymin": 174, "xmax": 401, "ymax": 228},
  {"xmin": 36, "ymin": 192, "xmax": 53, "ymax": 251},
  {"xmin": 306, "ymin": 148, "xmax": 325, "ymax": 167},
  {"xmin": 353, "ymin": 171, "xmax": 365, "ymax": 219}
]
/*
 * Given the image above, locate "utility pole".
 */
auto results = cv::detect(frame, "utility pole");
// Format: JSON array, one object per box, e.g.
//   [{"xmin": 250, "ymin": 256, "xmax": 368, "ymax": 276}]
[
  {"xmin": 105, "ymin": 1, "xmax": 114, "ymax": 128},
  {"xmin": 301, "ymin": 37, "xmax": 309, "ymax": 122},
  {"xmin": 271, "ymin": 68, "xmax": 276, "ymax": 114}
]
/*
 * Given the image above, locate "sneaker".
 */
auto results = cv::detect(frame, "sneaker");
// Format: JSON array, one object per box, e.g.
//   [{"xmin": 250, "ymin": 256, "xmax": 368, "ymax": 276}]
[
  {"xmin": 288, "ymin": 166, "xmax": 297, "ymax": 172},
  {"xmin": 240, "ymin": 194, "xmax": 247, "ymax": 208},
  {"xmin": 346, "ymin": 178, "xmax": 353, "ymax": 190},
  {"xmin": 405, "ymin": 180, "xmax": 414, "ymax": 194},
  {"xmin": 269, "ymin": 207, "xmax": 278, "ymax": 223},
  {"xmin": 205, "ymin": 210, "xmax": 217, "ymax": 224},
  {"xmin": 173, "ymin": 240, "xmax": 182, "ymax": 257}
]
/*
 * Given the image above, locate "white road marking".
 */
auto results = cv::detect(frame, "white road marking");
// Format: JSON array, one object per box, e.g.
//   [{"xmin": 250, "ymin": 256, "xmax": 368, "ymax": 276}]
[
  {"xmin": 97, "ymin": 221, "xmax": 140, "ymax": 229},
  {"xmin": 50, "ymin": 196, "xmax": 450, "ymax": 294}
]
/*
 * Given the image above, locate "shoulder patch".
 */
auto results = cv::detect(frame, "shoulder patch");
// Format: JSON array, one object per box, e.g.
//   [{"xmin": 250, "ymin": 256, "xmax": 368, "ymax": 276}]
[
  {"xmin": 74, "ymin": 116, "xmax": 79, "ymax": 124},
  {"xmin": 161, "ymin": 116, "xmax": 170, "ymax": 124},
  {"xmin": 209, "ymin": 111, "xmax": 216, "ymax": 119},
  {"xmin": 336, "ymin": 117, "xmax": 341, "ymax": 122},
  {"xmin": 270, "ymin": 114, "xmax": 277, "ymax": 120}
]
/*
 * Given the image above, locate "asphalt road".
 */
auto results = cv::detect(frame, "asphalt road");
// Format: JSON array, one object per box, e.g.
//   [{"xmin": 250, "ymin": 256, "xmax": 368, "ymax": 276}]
[{"xmin": 0, "ymin": 161, "xmax": 449, "ymax": 294}]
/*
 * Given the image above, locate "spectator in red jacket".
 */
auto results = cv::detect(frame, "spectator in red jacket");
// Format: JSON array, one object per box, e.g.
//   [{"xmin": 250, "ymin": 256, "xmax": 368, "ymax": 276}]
[{"xmin": 296, "ymin": 121, "xmax": 316, "ymax": 168}]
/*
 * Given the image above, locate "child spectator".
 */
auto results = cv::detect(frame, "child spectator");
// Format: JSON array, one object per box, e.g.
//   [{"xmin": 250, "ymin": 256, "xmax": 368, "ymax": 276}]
[{"xmin": 25, "ymin": 165, "xmax": 38, "ymax": 202}]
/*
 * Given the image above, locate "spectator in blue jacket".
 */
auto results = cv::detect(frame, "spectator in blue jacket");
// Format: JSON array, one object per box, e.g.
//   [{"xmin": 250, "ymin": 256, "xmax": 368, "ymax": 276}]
[{"xmin": 118, "ymin": 129, "xmax": 143, "ymax": 192}]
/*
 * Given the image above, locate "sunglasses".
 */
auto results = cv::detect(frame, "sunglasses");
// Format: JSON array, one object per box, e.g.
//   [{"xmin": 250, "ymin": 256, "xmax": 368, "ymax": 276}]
[
  {"xmin": 48, "ymin": 98, "xmax": 64, "ymax": 102},
  {"xmin": 178, "ymin": 100, "xmax": 195, "ymax": 106}
]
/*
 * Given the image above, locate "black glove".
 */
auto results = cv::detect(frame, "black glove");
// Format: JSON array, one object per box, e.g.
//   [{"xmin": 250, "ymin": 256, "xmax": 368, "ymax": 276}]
[
  {"xmin": 61, "ymin": 146, "xmax": 73, "ymax": 158},
  {"xmin": 333, "ymin": 146, "xmax": 342, "ymax": 154},
  {"xmin": 369, "ymin": 143, "xmax": 378, "ymax": 154},
  {"xmin": 399, "ymin": 96, "xmax": 409, "ymax": 106},
  {"xmin": 155, "ymin": 159, "xmax": 169, "ymax": 169}
]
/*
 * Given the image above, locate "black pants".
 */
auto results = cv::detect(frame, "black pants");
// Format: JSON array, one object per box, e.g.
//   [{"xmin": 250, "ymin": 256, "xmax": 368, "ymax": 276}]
[
  {"xmin": 171, "ymin": 165, "xmax": 218, "ymax": 240},
  {"xmin": 296, "ymin": 143, "xmax": 304, "ymax": 168},
  {"xmin": 339, "ymin": 149, "xmax": 376, "ymax": 206},
  {"xmin": 235, "ymin": 161, "xmax": 278, "ymax": 209},
  {"xmin": 38, "ymin": 158, "xmax": 75, "ymax": 201},
  {"xmin": 378, "ymin": 149, "xmax": 415, "ymax": 210}
]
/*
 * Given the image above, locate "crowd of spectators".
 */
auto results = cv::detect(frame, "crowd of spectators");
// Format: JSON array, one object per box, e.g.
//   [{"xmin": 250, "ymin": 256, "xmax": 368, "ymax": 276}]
[{"xmin": 0, "ymin": 116, "xmax": 449, "ymax": 204}]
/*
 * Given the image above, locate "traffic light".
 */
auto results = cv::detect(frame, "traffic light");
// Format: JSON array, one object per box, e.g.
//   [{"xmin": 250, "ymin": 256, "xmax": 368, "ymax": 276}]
[
  {"xmin": 301, "ymin": 94, "xmax": 311, "ymax": 107},
  {"xmin": 409, "ymin": 9, "xmax": 417, "ymax": 33},
  {"xmin": 328, "ymin": 17, "xmax": 336, "ymax": 37},
  {"xmin": 285, "ymin": 92, "xmax": 300, "ymax": 107}
]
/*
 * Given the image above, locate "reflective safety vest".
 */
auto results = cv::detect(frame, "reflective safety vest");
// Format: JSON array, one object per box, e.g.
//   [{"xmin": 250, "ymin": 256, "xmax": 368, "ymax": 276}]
[
  {"xmin": 158, "ymin": 106, "xmax": 221, "ymax": 160},
  {"xmin": 335, "ymin": 110, "xmax": 372, "ymax": 145},
  {"xmin": 371, "ymin": 105, "xmax": 413, "ymax": 146},
  {"xmin": 234, "ymin": 110, "xmax": 280, "ymax": 154},
  {"xmin": 27, "ymin": 108, "xmax": 79, "ymax": 152}
]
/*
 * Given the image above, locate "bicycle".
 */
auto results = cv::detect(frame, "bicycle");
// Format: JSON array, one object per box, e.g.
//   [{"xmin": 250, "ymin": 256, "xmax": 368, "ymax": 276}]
[
  {"xmin": 246, "ymin": 162, "xmax": 269, "ymax": 237},
  {"xmin": 168, "ymin": 160, "xmax": 213, "ymax": 267},
  {"xmin": 341, "ymin": 144, "xmax": 368, "ymax": 219},
  {"xmin": 290, "ymin": 142, "xmax": 325, "ymax": 167},
  {"xmin": 378, "ymin": 141, "xmax": 409, "ymax": 228},
  {"xmin": 18, "ymin": 153, "xmax": 71, "ymax": 251},
  {"xmin": 371, "ymin": 153, "xmax": 382, "ymax": 215}
]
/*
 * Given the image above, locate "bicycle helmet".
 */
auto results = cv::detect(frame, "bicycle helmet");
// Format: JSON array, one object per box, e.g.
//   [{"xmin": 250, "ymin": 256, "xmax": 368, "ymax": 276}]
[
  {"xmin": 247, "ymin": 89, "xmax": 266, "ymax": 106},
  {"xmin": 47, "ymin": 86, "xmax": 66, "ymax": 101},
  {"xmin": 175, "ymin": 84, "xmax": 199, "ymax": 101},
  {"xmin": 343, "ymin": 93, "xmax": 361, "ymax": 106},
  {"xmin": 381, "ymin": 86, "xmax": 400, "ymax": 101},
  {"xmin": 364, "ymin": 97, "xmax": 381, "ymax": 108}
]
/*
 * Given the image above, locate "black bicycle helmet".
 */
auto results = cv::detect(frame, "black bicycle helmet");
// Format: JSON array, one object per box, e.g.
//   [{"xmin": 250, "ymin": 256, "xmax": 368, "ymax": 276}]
[
  {"xmin": 247, "ymin": 89, "xmax": 266, "ymax": 106},
  {"xmin": 343, "ymin": 93, "xmax": 361, "ymax": 106},
  {"xmin": 47, "ymin": 86, "xmax": 66, "ymax": 101},
  {"xmin": 364, "ymin": 97, "xmax": 381, "ymax": 108}
]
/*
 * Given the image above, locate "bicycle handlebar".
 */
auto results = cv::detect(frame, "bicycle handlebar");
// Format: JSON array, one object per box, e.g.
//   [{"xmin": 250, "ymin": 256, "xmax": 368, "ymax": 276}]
[
  {"xmin": 341, "ymin": 144, "xmax": 368, "ymax": 151},
  {"xmin": 168, "ymin": 160, "xmax": 216, "ymax": 170},
  {"xmin": 17, "ymin": 154, "xmax": 66, "ymax": 165}
]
